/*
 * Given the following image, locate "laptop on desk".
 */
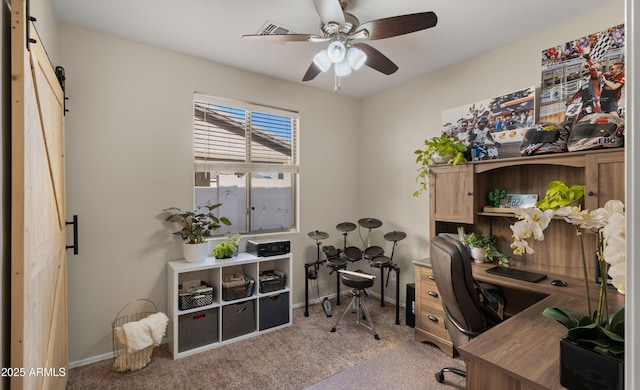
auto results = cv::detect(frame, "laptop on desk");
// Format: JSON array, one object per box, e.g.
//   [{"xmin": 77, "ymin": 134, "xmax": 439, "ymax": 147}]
[{"xmin": 486, "ymin": 266, "xmax": 548, "ymax": 283}]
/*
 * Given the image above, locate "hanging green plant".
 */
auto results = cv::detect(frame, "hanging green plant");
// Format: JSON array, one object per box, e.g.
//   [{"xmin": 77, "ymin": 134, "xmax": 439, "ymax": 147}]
[{"xmin": 413, "ymin": 134, "xmax": 468, "ymax": 197}]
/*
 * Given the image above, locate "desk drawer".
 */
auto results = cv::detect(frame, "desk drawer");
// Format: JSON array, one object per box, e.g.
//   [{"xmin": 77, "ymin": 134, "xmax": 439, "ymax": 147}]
[
  {"xmin": 417, "ymin": 265, "xmax": 436, "ymax": 284},
  {"xmin": 417, "ymin": 282, "xmax": 442, "ymax": 304},
  {"xmin": 417, "ymin": 300, "xmax": 449, "ymax": 340}
]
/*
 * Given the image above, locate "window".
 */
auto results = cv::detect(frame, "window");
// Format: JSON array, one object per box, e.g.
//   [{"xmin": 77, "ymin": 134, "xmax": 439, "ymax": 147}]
[{"xmin": 193, "ymin": 93, "xmax": 299, "ymax": 235}]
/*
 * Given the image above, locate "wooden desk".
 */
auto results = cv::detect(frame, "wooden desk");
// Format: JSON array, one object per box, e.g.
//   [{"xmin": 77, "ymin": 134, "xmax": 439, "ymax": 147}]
[{"xmin": 457, "ymin": 263, "xmax": 624, "ymax": 389}]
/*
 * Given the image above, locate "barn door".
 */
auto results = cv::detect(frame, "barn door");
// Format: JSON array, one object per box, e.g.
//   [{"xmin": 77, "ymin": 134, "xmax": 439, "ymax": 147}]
[{"xmin": 11, "ymin": 0, "xmax": 68, "ymax": 388}]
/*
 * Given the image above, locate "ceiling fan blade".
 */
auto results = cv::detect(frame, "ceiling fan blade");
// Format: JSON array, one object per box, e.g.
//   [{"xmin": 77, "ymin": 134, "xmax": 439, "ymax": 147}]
[
  {"xmin": 353, "ymin": 43, "xmax": 398, "ymax": 75},
  {"xmin": 313, "ymin": 0, "xmax": 345, "ymax": 25},
  {"xmin": 302, "ymin": 62, "xmax": 322, "ymax": 82},
  {"xmin": 357, "ymin": 11, "xmax": 437, "ymax": 40},
  {"xmin": 242, "ymin": 34, "xmax": 317, "ymax": 42}
]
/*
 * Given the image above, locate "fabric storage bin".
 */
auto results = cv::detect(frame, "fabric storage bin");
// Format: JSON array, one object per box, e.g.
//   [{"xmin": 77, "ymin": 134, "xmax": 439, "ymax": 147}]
[
  {"xmin": 178, "ymin": 308, "xmax": 218, "ymax": 352},
  {"xmin": 259, "ymin": 292, "xmax": 289, "ymax": 331},
  {"xmin": 222, "ymin": 300, "xmax": 256, "ymax": 340}
]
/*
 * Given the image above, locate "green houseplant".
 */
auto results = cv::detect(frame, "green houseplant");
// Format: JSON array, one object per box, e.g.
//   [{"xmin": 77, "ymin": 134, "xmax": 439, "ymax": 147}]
[
  {"xmin": 510, "ymin": 180, "xmax": 625, "ymax": 388},
  {"xmin": 164, "ymin": 203, "xmax": 232, "ymax": 263},
  {"xmin": 164, "ymin": 203, "xmax": 232, "ymax": 244},
  {"xmin": 413, "ymin": 134, "xmax": 468, "ymax": 197},
  {"xmin": 213, "ymin": 233, "xmax": 242, "ymax": 259},
  {"xmin": 463, "ymin": 232, "xmax": 508, "ymax": 266}
]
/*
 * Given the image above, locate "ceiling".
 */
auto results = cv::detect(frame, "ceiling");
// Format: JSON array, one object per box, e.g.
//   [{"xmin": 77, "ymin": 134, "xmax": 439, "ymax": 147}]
[{"xmin": 51, "ymin": 0, "xmax": 613, "ymax": 99}]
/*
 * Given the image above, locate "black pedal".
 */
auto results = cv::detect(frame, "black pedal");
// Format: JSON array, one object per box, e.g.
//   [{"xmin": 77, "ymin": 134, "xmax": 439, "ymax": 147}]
[{"xmin": 322, "ymin": 297, "xmax": 332, "ymax": 317}]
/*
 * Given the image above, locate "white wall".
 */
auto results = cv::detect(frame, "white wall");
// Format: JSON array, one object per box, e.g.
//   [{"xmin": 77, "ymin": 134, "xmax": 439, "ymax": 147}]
[{"xmin": 359, "ymin": 0, "xmax": 625, "ymax": 302}]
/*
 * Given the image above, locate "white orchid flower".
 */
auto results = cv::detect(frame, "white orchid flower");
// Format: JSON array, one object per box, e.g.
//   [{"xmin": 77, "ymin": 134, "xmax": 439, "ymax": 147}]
[
  {"xmin": 603, "ymin": 235, "xmax": 626, "ymax": 266},
  {"xmin": 510, "ymin": 238, "xmax": 534, "ymax": 255},
  {"xmin": 608, "ymin": 261, "xmax": 625, "ymax": 295},
  {"xmin": 604, "ymin": 199, "xmax": 625, "ymax": 215}
]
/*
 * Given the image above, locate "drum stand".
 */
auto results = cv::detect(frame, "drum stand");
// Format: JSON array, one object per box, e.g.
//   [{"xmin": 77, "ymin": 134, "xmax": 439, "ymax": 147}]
[
  {"xmin": 379, "ymin": 231, "xmax": 406, "ymax": 325},
  {"xmin": 304, "ymin": 230, "xmax": 328, "ymax": 317}
]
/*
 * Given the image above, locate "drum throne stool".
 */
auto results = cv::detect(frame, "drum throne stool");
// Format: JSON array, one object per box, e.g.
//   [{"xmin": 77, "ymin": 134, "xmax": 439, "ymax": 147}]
[{"xmin": 330, "ymin": 270, "xmax": 379, "ymax": 340}]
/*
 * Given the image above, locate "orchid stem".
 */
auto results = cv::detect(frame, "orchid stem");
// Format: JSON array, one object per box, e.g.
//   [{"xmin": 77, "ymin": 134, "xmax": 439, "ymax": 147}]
[{"xmin": 576, "ymin": 227, "xmax": 592, "ymax": 315}]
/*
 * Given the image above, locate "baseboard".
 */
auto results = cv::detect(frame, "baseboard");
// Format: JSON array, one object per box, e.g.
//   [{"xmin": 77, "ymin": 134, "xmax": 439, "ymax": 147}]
[
  {"xmin": 69, "ymin": 351, "xmax": 113, "ymax": 369},
  {"xmin": 72, "ymin": 293, "xmax": 405, "ymax": 368}
]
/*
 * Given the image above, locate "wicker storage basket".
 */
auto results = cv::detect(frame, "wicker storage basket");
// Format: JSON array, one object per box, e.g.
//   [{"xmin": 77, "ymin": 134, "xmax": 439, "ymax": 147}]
[
  {"xmin": 222, "ymin": 277, "xmax": 255, "ymax": 301},
  {"xmin": 178, "ymin": 281, "xmax": 214, "ymax": 310},
  {"xmin": 111, "ymin": 299, "xmax": 157, "ymax": 373},
  {"xmin": 259, "ymin": 270, "xmax": 287, "ymax": 293}
]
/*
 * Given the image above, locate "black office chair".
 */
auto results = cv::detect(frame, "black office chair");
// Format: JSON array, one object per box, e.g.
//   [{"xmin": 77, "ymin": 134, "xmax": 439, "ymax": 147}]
[{"xmin": 430, "ymin": 235, "xmax": 505, "ymax": 384}]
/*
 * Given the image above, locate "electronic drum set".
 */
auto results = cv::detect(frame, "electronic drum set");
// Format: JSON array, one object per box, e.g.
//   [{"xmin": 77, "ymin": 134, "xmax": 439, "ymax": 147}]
[{"xmin": 304, "ymin": 218, "xmax": 405, "ymax": 325}]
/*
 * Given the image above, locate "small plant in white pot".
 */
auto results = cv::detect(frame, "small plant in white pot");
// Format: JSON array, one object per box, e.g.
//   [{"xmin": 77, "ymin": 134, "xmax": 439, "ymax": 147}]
[
  {"xmin": 414, "ymin": 134, "xmax": 468, "ymax": 197},
  {"xmin": 213, "ymin": 233, "xmax": 242, "ymax": 259},
  {"xmin": 164, "ymin": 203, "xmax": 232, "ymax": 263},
  {"xmin": 463, "ymin": 232, "xmax": 509, "ymax": 266}
]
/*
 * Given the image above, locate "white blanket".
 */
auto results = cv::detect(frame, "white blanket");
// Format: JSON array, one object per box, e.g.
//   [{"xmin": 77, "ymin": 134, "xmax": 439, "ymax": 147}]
[{"xmin": 115, "ymin": 312, "xmax": 169, "ymax": 353}]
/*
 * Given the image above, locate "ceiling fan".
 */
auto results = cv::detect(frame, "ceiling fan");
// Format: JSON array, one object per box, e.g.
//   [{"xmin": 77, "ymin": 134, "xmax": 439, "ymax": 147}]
[{"xmin": 242, "ymin": 0, "xmax": 437, "ymax": 88}]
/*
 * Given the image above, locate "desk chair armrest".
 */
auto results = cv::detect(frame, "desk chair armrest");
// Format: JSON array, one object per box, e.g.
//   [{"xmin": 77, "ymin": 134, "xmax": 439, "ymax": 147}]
[{"xmin": 443, "ymin": 304, "xmax": 482, "ymax": 339}]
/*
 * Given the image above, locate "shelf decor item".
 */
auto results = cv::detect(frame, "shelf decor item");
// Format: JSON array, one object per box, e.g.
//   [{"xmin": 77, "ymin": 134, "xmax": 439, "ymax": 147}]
[
  {"xmin": 163, "ymin": 204, "xmax": 232, "ymax": 263},
  {"xmin": 488, "ymin": 188, "xmax": 506, "ymax": 208},
  {"xmin": 413, "ymin": 134, "xmax": 468, "ymax": 197},
  {"xmin": 510, "ymin": 180, "xmax": 625, "ymax": 389}
]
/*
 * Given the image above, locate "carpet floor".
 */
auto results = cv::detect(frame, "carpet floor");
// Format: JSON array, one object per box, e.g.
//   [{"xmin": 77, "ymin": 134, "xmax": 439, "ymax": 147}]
[
  {"xmin": 67, "ymin": 295, "xmax": 465, "ymax": 389},
  {"xmin": 306, "ymin": 339, "xmax": 466, "ymax": 389}
]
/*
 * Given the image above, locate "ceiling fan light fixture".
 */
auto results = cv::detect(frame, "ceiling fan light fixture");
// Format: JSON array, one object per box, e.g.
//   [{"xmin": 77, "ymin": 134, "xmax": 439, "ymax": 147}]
[
  {"xmin": 313, "ymin": 50, "xmax": 332, "ymax": 72},
  {"xmin": 347, "ymin": 47, "xmax": 367, "ymax": 70},
  {"xmin": 335, "ymin": 58, "xmax": 352, "ymax": 77},
  {"xmin": 327, "ymin": 41, "xmax": 346, "ymax": 63}
]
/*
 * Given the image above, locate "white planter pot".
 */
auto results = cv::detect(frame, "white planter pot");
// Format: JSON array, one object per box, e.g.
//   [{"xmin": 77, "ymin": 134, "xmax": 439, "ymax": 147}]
[
  {"xmin": 182, "ymin": 242, "xmax": 210, "ymax": 263},
  {"xmin": 470, "ymin": 247, "xmax": 487, "ymax": 264},
  {"xmin": 431, "ymin": 153, "xmax": 453, "ymax": 165}
]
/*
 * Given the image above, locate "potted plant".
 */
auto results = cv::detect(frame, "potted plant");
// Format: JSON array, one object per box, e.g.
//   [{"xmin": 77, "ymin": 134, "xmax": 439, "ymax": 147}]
[
  {"xmin": 213, "ymin": 233, "xmax": 242, "ymax": 259},
  {"xmin": 462, "ymin": 232, "xmax": 509, "ymax": 266},
  {"xmin": 164, "ymin": 203, "xmax": 232, "ymax": 263},
  {"xmin": 413, "ymin": 134, "xmax": 468, "ymax": 197},
  {"xmin": 510, "ymin": 180, "xmax": 625, "ymax": 389}
]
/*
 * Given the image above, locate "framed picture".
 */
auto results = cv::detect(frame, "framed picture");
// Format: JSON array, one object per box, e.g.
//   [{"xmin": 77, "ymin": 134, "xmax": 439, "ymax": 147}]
[
  {"xmin": 539, "ymin": 24, "xmax": 625, "ymax": 124},
  {"xmin": 441, "ymin": 85, "xmax": 536, "ymax": 161}
]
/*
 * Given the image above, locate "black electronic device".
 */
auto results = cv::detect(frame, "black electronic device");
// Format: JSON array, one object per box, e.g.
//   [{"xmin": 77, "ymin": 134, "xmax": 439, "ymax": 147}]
[
  {"xmin": 247, "ymin": 239, "xmax": 290, "ymax": 257},
  {"xmin": 486, "ymin": 266, "xmax": 547, "ymax": 283},
  {"xmin": 551, "ymin": 279, "xmax": 567, "ymax": 287}
]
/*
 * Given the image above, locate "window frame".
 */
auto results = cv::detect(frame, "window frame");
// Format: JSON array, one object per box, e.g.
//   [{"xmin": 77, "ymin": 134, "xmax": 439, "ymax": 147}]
[{"xmin": 193, "ymin": 93, "xmax": 299, "ymax": 236}]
